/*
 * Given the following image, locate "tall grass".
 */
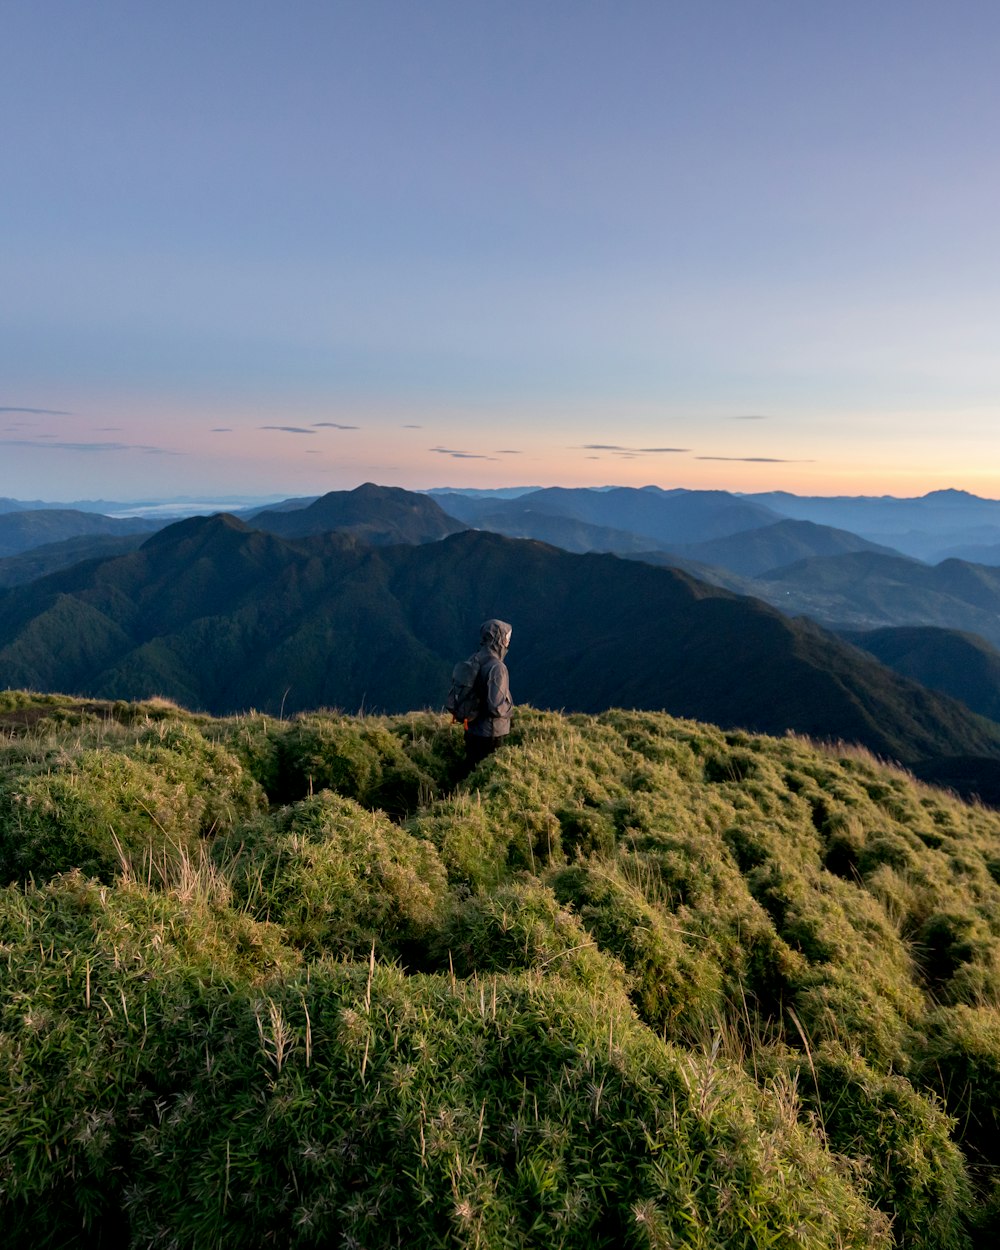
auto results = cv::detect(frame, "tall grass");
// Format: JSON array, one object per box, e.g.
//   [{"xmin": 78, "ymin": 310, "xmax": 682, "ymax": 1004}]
[{"xmin": 3, "ymin": 694, "xmax": 1000, "ymax": 1245}]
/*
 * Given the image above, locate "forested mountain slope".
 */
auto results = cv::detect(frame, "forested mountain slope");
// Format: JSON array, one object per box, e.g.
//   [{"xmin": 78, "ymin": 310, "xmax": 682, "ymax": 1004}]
[
  {"xmin": 0, "ymin": 508, "xmax": 160, "ymax": 558},
  {"xmin": 847, "ymin": 627, "xmax": 1000, "ymax": 724},
  {"xmin": 760, "ymin": 552, "xmax": 1000, "ymax": 646},
  {"xmin": 0, "ymin": 533, "xmax": 150, "ymax": 587}
]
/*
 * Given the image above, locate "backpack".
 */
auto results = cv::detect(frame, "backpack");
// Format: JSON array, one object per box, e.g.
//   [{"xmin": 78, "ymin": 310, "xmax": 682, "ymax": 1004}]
[{"xmin": 447, "ymin": 655, "xmax": 482, "ymax": 726}]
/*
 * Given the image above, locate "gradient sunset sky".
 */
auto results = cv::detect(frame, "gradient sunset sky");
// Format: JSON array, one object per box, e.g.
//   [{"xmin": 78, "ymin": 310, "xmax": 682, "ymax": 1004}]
[{"xmin": 4, "ymin": 1, "xmax": 1000, "ymax": 502}]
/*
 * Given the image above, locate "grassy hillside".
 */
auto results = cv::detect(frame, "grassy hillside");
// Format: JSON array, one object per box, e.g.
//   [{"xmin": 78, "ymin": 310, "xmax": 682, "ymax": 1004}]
[{"xmin": 3, "ymin": 692, "xmax": 1000, "ymax": 1246}]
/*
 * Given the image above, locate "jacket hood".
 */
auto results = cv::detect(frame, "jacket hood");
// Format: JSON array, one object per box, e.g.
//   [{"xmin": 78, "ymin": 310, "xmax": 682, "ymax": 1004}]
[{"xmin": 480, "ymin": 618, "xmax": 513, "ymax": 659}]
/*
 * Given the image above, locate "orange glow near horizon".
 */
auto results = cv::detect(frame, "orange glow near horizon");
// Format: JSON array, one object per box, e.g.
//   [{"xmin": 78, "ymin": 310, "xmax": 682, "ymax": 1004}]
[{"xmin": 4, "ymin": 388, "xmax": 999, "ymax": 503}]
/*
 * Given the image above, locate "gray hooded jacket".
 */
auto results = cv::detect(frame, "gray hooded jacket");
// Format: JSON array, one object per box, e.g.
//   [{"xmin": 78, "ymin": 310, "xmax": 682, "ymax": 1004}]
[{"xmin": 468, "ymin": 618, "xmax": 513, "ymax": 739}]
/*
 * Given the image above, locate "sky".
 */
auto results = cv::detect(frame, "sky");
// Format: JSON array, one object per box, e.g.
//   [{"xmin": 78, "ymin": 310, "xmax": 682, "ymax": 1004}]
[{"xmin": 3, "ymin": 0, "xmax": 1000, "ymax": 502}]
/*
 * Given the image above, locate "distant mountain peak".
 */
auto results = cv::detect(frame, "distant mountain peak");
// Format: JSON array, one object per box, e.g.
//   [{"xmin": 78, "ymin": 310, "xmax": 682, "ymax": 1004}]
[
  {"xmin": 922, "ymin": 488, "xmax": 983, "ymax": 503},
  {"xmin": 251, "ymin": 483, "xmax": 466, "ymax": 545},
  {"xmin": 142, "ymin": 512, "xmax": 252, "ymax": 548},
  {"xmin": 350, "ymin": 482, "xmax": 414, "ymax": 500}
]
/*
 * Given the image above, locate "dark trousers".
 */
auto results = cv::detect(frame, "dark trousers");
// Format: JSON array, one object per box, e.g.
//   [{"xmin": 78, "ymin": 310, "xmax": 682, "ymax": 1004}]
[{"xmin": 464, "ymin": 732, "xmax": 504, "ymax": 771}]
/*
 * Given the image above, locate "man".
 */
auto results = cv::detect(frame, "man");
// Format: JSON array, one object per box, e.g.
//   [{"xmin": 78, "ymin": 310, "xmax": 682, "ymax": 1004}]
[{"xmin": 456, "ymin": 618, "xmax": 513, "ymax": 769}]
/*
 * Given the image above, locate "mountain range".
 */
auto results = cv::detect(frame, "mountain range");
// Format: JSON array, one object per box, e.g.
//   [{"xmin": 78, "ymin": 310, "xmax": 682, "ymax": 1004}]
[
  {"xmin": 2, "ymin": 512, "xmax": 1000, "ymax": 774},
  {"xmin": 658, "ymin": 517, "xmax": 897, "ymax": 577},
  {"xmin": 6, "ymin": 482, "xmax": 1000, "ymax": 797},
  {"xmin": 430, "ymin": 484, "xmax": 1000, "ymax": 563},
  {"xmin": 742, "ymin": 487, "xmax": 1000, "ymax": 561},
  {"xmin": 435, "ymin": 484, "xmax": 781, "ymax": 546},
  {"xmin": 423, "ymin": 486, "xmax": 1000, "ymax": 655}
]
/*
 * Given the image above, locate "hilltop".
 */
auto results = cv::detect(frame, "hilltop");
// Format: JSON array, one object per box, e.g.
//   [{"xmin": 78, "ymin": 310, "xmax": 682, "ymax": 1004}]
[
  {"xmin": 250, "ymin": 483, "xmax": 467, "ymax": 545},
  {"xmin": 2, "ymin": 692, "xmax": 1000, "ymax": 1246}
]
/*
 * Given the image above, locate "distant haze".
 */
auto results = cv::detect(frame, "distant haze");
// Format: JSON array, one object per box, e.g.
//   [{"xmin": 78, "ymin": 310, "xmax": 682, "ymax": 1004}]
[{"xmin": 3, "ymin": 3, "xmax": 1000, "ymax": 500}]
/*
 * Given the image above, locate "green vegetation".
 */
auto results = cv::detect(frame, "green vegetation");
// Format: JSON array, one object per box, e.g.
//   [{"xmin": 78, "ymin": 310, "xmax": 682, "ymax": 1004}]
[{"xmin": 3, "ymin": 690, "xmax": 1000, "ymax": 1246}]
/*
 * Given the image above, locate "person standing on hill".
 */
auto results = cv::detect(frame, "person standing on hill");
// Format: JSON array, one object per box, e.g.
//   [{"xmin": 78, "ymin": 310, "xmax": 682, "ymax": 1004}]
[{"xmin": 448, "ymin": 618, "xmax": 513, "ymax": 770}]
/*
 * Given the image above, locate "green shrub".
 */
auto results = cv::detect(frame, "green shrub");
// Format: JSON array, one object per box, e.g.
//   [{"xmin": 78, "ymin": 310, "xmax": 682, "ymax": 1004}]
[
  {"xmin": 226, "ymin": 713, "xmax": 443, "ymax": 816},
  {"xmin": 0, "ymin": 723, "xmax": 265, "ymax": 885},
  {"xmin": 917, "ymin": 1005, "xmax": 1000, "ymax": 1168},
  {"xmin": 132, "ymin": 719, "xmax": 266, "ymax": 834},
  {"xmin": 217, "ymin": 791, "xmax": 447, "ymax": 959},
  {"xmin": 433, "ymin": 878, "xmax": 625, "ymax": 994},
  {"xmin": 551, "ymin": 860, "xmax": 724, "ymax": 1036},
  {"xmin": 779, "ymin": 1043, "xmax": 972, "ymax": 1250},
  {"xmin": 411, "ymin": 815, "xmax": 505, "ymax": 898},
  {"xmin": 912, "ymin": 911, "xmax": 988, "ymax": 995},
  {"xmin": 0, "ymin": 870, "xmax": 296, "ymax": 1246},
  {"xmin": 5, "ymin": 693, "xmax": 1000, "ymax": 1243}
]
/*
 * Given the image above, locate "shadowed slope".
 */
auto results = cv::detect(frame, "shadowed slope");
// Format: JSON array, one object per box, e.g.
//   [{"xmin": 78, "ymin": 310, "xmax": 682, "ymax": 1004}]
[
  {"xmin": 847, "ymin": 626, "xmax": 1000, "ymax": 723},
  {"xmin": 0, "ymin": 508, "xmax": 160, "ymax": 558},
  {"xmin": 0, "ymin": 533, "xmax": 151, "ymax": 587}
]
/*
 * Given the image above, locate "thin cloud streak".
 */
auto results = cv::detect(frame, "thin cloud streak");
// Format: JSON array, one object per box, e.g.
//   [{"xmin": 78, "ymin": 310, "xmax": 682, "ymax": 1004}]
[
  {"xmin": 0, "ymin": 406, "xmax": 73, "ymax": 416},
  {"xmin": 0, "ymin": 438, "xmax": 182, "ymax": 455},
  {"xmin": 313, "ymin": 422, "xmax": 359, "ymax": 429},
  {"xmin": 579, "ymin": 444, "xmax": 689, "ymax": 454},
  {"xmin": 429, "ymin": 446, "xmax": 498, "ymax": 461},
  {"xmin": 259, "ymin": 425, "xmax": 316, "ymax": 434},
  {"xmin": 696, "ymin": 456, "xmax": 814, "ymax": 463}
]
